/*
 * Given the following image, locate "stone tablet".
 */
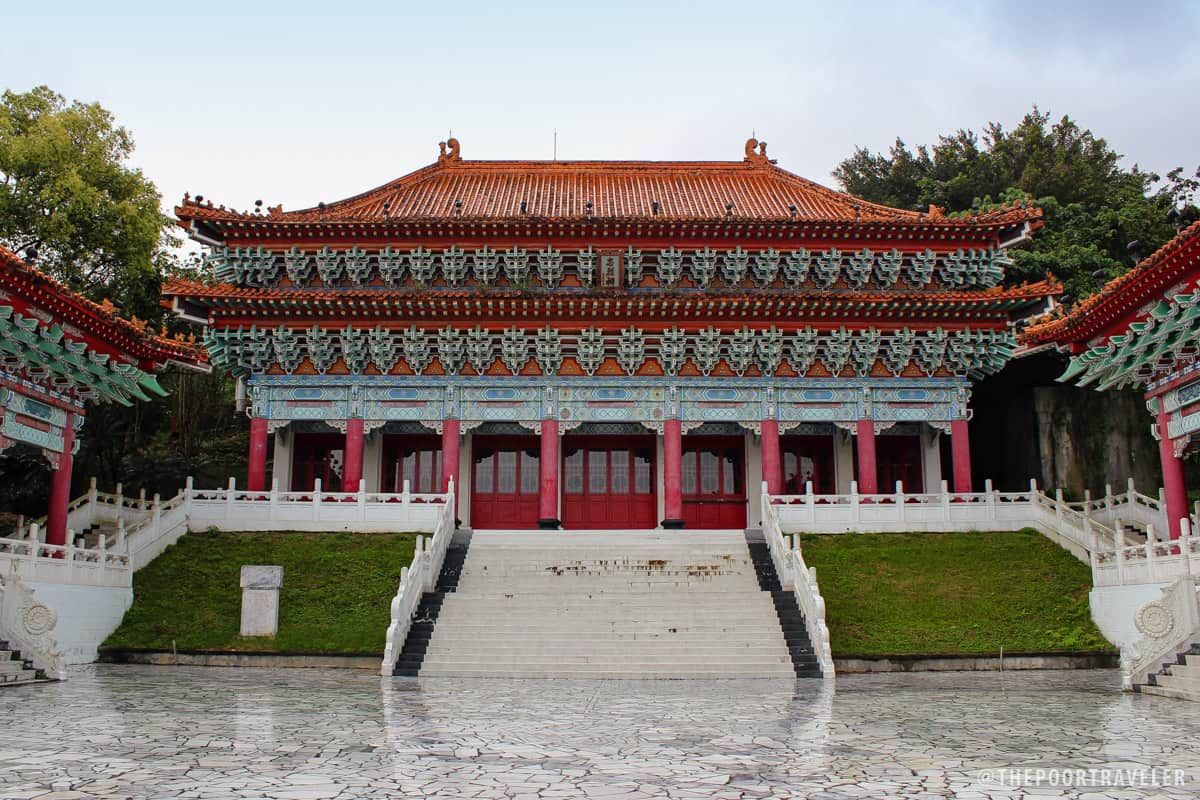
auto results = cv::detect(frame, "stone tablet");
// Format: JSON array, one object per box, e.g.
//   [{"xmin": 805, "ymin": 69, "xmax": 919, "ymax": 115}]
[{"xmin": 240, "ymin": 565, "xmax": 283, "ymax": 637}]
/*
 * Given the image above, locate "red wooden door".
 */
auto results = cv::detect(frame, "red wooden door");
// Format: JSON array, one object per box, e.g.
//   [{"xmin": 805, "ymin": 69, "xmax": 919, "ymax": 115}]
[
  {"xmin": 561, "ymin": 436, "xmax": 656, "ymax": 529},
  {"xmin": 381, "ymin": 435, "xmax": 442, "ymax": 493},
  {"xmin": 877, "ymin": 435, "xmax": 924, "ymax": 493},
  {"xmin": 781, "ymin": 435, "xmax": 836, "ymax": 495},
  {"xmin": 470, "ymin": 436, "xmax": 540, "ymax": 529},
  {"xmin": 291, "ymin": 433, "xmax": 345, "ymax": 492},
  {"xmin": 681, "ymin": 435, "xmax": 747, "ymax": 529}
]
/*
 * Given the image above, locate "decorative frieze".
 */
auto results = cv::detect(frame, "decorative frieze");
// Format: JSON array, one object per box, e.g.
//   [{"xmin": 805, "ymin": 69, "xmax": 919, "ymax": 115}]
[
  {"xmin": 207, "ymin": 323, "xmax": 1015, "ymax": 381},
  {"xmin": 207, "ymin": 243, "xmax": 1012, "ymax": 292},
  {"xmin": 251, "ymin": 374, "xmax": 972, "ymax": 428}
]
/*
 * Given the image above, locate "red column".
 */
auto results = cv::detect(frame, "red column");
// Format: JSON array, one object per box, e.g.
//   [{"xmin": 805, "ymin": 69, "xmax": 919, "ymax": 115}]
[
  {"xmin": 248, "ymin": 417, "xmax": 269, "ymax": 491},
  {"xmin": 951, "ymin": 419, "xmax": 972, "ymax": 494},
  {"xmin": 441, "ymin": 418, "xmax": 460, "ymax": 494},
  {"xmin": 855, "ymin": 419, "xmax": 878, "ymax": 495},
  {"xmin": 46, "ymin": 412, "xmax": 76, "ymax": 549},
  {"xmin": 761, "ymin": 418, "xmax": 782, "ymax": 496},
  {"xmin": 538, "ymin": 418, "xmax": 560, "ymax": 529},
  {"xmin": 1157, "ymin": 407, "xmax": 1188, "ymax": 540},
  {"xmin": 663, "ymin": 418, "xmax": 684, "ymax": 528},
  {"xmin": 343, "ymin": 418, "xmax": 364, "ymax": 493}
]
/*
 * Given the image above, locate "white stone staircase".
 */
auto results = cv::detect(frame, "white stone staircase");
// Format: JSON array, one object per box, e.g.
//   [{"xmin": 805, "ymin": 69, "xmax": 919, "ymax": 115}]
[
  {"xmin": 1141, "ymin": 645, "xmax": 1200, "ymax": 702},
  {"xmin": 403, "ymin": 531, "xmax": 806, "ymax": 679}
]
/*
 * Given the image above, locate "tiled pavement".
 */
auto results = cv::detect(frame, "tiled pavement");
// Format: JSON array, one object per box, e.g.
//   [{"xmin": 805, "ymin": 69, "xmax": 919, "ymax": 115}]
[{"xmin": 1, "ymin": 666, "xmax": 1198, "ymax": 799}]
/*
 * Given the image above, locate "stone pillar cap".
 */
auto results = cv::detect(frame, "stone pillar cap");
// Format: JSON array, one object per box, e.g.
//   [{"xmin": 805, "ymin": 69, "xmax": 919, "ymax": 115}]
[{"xmin": 241, "ymin": 565, "xmax": 284, "ymax": 589}]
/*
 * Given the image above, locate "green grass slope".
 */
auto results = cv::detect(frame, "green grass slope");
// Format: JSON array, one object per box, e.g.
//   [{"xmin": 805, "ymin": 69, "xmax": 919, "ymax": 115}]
[
  {"xmin": 105, "ymin": 531, "xmax": 416, "ymax": 654},
  {"xmin": 798, "ymin": 530, "xmax": 1113, "ymax": 657}
]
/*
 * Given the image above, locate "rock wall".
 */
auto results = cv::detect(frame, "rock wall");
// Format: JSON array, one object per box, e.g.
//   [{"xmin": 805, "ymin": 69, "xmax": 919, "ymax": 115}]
[{"xmin": 971, "ymin": 351, "xmax": 1161, "ymax": 497}]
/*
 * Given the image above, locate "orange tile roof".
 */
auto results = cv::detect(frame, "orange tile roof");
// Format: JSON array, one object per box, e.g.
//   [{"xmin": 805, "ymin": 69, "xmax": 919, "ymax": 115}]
[
  {"xmin": 0, "ymin": 246, "xmax": 209, "ymax": 368},
  {"xmin": 176, "ymin": 138, "xmax": 1042, "ymax": 231},
  {"xmin": 1021, "ymin": 220, "xmax": 1200, "ymax": 346}
]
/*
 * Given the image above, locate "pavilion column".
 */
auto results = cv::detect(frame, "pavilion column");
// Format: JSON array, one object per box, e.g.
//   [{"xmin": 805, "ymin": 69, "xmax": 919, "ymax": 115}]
[
  {"xmin": 855, "ymin": 419, "xmax": 878, "ymax": 495},
  {"xmin": 760, "ymin": 419, "xmax": 782, "ymax": 496},
  {"xmin": 538, "ymin": 419, "xmax": 560, "ymax": 529},
  {"xmin": 662, "ymin": 418, "xmax": 684, "ymax": 529},
  {"xmin": 248, "ymin": 417, "xmax": 269, "ymax": 492},
  {"xmin": 1156, "ymin": 406, "xmax": 1188, "ymax": 540},
  {"xmin": 46, "ymin": 412, "xmax": 76, "ymax": 550},
  {"xmin": 950, "ymin": 419, "xmax": 972, "ymax": 494},
  {"xmin": 441, "ymin": 418, "xmax": 461, "ymax": 495},
  {"xmin": 343, "ymin": 418, "xmax": 364, "ymax": 493}
]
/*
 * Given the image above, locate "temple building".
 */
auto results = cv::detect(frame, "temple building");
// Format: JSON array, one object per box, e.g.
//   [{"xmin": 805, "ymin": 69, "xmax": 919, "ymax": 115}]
[
  {"xmin": 1023, "ymin": 220, "xmax": 1200, "ymax": 538},
  {"xmin": 165, "ymin": 139, "xmax": 1054, "ymax": 529},
  {"xmin": 0, "ymin": 246, "xmax": 207, "ymax": 545}
]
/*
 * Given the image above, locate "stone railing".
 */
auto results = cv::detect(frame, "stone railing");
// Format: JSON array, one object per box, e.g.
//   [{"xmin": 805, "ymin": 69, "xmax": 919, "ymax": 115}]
[
  {"xmin": 381, "ymin": 480, "xmax": 456, "ymax": 676},
  {"xmin": 0, "ymin": 572, "xmax": 65, "ymax": 680},
  {"xmin": 760, "ymin": 486, "xmax": 834, "ymax": 678},
  {"xmin": 1091, "ymin": 520, "xmax": 1200, "ymax": 589},
  {"xmin": 186, "ymin": 477, "xmax": 446, "ymax": 533},
  {"xmin": 770, "ymin": 479, "xmax": 1114, "ymax": 564},
  {"xmin": 0, "ymin": 524, "xmax": 131, "ymax": 588},
  {"xmin": 1120, "ymin": 575, "xmax": 1200, "ymax": 689},
  {"xmin": 1064, "ymin": 479, "xmax": 1168, "ymax": 536}
]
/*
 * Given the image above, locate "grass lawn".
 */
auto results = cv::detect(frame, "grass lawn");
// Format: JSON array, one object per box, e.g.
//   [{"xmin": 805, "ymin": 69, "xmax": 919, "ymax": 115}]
[
  {"xmin": 104, "ymin": 531, "xmax": 416, "ymax": 654},
  {"xmin": 798, "ymin": 530, "xmax": 1113, "ymax": 657}
]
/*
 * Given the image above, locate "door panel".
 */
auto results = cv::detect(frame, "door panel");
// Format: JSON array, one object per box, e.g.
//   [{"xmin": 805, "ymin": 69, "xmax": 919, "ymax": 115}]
[
  {"xmin": 562, "ymin": 436, "xmax": 657, "ymax": 529},
  {"xmin": 470, "ymin": 436, "xmax": 540, "ymax": 529},
  {"xmin": 291, "ymin": 433, "xmax": 345, "ymax": 492},
  {"xmin": 877, "ymin": 435, "xmax": 924, "ymax": 493},
  {"xmin": 381, "ymin": 435, "xmax": 442, "ymax": 493},
  {"xmin": 781, "ymin": 435, "xmax": 836, "ymax": 495},
  {"xmin": 681, "ymin": 435, "xmax": 747, "ymax": 529}
]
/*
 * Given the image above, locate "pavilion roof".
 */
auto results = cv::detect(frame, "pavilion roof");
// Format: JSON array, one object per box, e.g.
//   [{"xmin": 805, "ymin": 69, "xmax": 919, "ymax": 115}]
[
  {"xmin": 1021, "ymin": 220, "xmax": 1200, "ymax": 348},
  {"xmin": 0, "ymin": 246, "xmax": 209, "ymax": 372},
  {"xmin": 176, "ymin": 139, "xmax": 1042, "ymax": 239}
]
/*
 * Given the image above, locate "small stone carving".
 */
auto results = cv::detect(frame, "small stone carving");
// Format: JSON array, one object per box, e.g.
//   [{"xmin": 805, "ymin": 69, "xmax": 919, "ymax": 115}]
[{"xmin": 1135, "ymin": 601, "xmax": 1175, "ymax": 640}]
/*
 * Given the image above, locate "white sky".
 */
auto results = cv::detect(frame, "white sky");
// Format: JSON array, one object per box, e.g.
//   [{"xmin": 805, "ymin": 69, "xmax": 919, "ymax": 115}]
[{"xmin": 6, "ymin": 1, "xmax": 1199, "ymax": 220}]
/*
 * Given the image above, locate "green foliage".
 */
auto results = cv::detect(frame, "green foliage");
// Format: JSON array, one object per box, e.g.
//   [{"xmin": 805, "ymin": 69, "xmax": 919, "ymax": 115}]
[
  {"xmin": 104, "ymin": 531, "xmax": 417, "ymax": 653},
  {"xmin": 833, "ymin": 107, "xmax": 1199, "ymax": 298},
  {"xmin": 798, "ymin": 530, "xmax": 1112, "ymax": 656},
  {"xmin": 0, "ymin": 86, "xmax": 171, "ymax": 319}
]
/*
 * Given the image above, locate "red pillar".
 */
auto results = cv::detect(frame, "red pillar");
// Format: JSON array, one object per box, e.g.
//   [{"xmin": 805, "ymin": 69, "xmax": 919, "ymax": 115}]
[
  {"xmin": 1157, "ymin": 406, "xmax": 1188, "ymax": 540},
  {"xmin": 538, "ymin": 418, "xmax": 560, "ymax": 529},
  {"xmin": 343, "ymin": 418, "xmax": 364, "ymax": 493},
  {"xmin": 663, "ymin": 418, "xmax": 684, "ymax": 528},
  {"xmin": 441, "ymin": 418, "xmax": 460, "ymax": 494},
  {"xmin": 248, "ymin": 417, "xmax": 269, "ymax": 491},
  {"xmin": 951, "ymin": 419, "xmax": 972, "ymax": 494},
  {"xmin": 761, "ymin": 418, "xmax": 782, "ymax": 496},
  {"xmin": 46, "ymin": 412, "xmax": 76, "ymax": 549},
  {"xmin": 855, "ymin": 419, "xmax": 878, "ymax": 495}
]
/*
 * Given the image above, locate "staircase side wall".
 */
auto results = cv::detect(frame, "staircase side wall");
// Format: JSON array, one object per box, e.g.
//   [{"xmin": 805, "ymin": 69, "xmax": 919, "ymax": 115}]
[{"xmin": 26, "ymin": 581, "xmax": 132, "ymax": 665}]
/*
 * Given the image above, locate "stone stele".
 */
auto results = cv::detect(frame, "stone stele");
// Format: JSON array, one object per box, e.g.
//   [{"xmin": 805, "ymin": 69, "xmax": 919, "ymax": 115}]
[{"xmin": 240, "ymin": 565, "xmax": 283, "ymax": 637}]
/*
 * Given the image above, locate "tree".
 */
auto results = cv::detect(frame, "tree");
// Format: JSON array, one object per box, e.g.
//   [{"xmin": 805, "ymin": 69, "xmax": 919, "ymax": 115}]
[
  {"xmin": 0, "ymin": 86, "xmax": 169, "ymax": 318},
  {"xmin": 833, "ymin": 108, "xmax": 1199, "ymax": 298}
]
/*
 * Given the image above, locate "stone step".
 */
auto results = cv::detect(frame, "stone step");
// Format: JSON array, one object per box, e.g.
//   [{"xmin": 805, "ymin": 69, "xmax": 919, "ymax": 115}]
[
  {"xmin": 411, "ymin": 668, "xmax": 801, "ymax": 679},
  {"xmin": 0, "ymin": 669, "xmax": 38, "ymax": 684},
  {"xmin": 1139, "ymin": 684, "xmax": 1200, "ymax": 703},
  {"xmin": 0, "ymin": 659, "xmax": 31, "ymax": 674},
  {"xmin": 1156, "ymin": 673, "xmax": 1200, "ymax": 693}
]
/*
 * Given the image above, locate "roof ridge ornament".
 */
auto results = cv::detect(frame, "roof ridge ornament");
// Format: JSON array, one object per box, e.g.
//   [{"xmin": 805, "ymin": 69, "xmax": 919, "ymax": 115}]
[
  {"xmin": 438, "ymin": 138, "xmax": 462, "ymax": 164},
  {"xmin": 743, "ymin": 137, "xmax": 775, "ymax": 166}
]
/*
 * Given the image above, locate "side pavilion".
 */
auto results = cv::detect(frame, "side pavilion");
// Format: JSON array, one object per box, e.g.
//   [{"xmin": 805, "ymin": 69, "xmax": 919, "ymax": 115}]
[
  {"xmin": 0, "ymin": 246, "xmax": 209, "ymax": 545},
  {"xmin": 1022, "ymin": 221, "xmax": 1200, "ymax": 538}
]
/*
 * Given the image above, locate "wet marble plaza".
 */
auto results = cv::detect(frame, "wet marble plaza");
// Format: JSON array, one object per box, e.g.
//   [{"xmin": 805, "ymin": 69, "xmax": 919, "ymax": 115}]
[{"xmin": 1, "ymin": 666, "xmax": 1198, "ymax": 799}]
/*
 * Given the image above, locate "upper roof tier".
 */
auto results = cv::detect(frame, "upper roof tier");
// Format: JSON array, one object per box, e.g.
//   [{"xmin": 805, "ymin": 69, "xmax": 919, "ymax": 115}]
[{"xmin": 176, "ymin": 138, "xmax": 1042, "ymax": 238}]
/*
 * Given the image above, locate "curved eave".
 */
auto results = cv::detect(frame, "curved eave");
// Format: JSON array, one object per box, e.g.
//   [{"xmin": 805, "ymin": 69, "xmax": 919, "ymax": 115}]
[{"xmin": 176, "ymin": 209, "xmax": 1042, "ymax": 244}]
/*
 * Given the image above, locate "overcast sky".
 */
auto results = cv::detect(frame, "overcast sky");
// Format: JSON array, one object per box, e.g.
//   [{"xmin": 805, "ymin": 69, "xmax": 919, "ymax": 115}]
[{"xmin": 6, "ymin": 1, "xmax": 1199, "ymax": 218}]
